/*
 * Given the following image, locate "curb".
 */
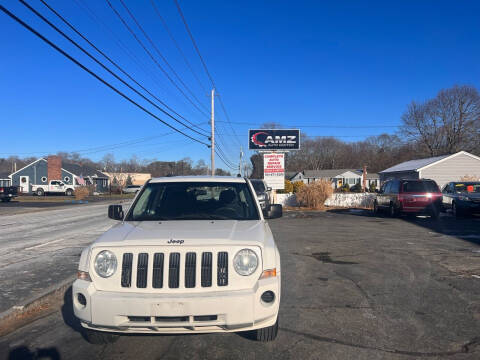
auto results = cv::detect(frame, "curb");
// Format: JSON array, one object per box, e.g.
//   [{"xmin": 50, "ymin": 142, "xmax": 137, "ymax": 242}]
[{"xmin": 0, "ymin": 275, "xmax": 76, "ymax": 337}]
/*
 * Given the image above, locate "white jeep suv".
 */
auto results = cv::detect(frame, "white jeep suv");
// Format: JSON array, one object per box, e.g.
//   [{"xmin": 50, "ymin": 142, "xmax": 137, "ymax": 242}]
[{"xmin": 73, "ymin": 176, "xmax": 282, "ymax": 343}]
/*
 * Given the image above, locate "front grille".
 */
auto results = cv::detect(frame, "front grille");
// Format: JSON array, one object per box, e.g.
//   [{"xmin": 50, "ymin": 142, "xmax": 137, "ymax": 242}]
[{"xmin": 120, "ymin": 250, "xmax": 233, "ymax": 289}]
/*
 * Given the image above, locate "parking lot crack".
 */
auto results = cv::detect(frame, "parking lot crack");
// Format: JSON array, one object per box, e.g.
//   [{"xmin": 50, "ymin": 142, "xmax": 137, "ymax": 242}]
[{"xmin": 281, "ymin": 328, "xmax": 478, "ymax": 357}]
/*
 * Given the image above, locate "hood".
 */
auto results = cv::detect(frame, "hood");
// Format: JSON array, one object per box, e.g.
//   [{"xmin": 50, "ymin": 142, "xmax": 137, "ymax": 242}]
[
  {"xmin": 463, "ymin": 193, "xmax": 480, "ymax": 200},
  {"xmin": 93, "ymin": 220, "xmax": 267, "ymax": 248}
]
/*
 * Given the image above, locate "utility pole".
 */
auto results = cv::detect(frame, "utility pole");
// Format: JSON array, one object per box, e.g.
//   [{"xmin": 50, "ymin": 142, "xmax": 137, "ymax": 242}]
[
  {"xmin": 238, "ymin": 146, "xmax": 243, "ymax": 176},
  {"xmin": 210, "ymin": 88, "xmax": 215, "ymax": 176}
]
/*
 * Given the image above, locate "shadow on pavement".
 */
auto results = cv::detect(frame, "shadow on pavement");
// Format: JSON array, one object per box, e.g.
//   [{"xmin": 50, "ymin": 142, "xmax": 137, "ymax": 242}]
[
  {"xmin": 8, "ymin": 346, "xmax": 60, "ymax": 360},
  {"xmin": 327, "ymin": 208, "xmax": 480, "ymax": 246},
  {"xmin": 61, "ymin": 287, "xmax": 84, "ymax": 338}
]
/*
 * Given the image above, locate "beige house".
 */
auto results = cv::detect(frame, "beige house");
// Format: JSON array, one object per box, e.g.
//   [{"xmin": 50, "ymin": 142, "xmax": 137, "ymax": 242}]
[{"xmin": 104, "ymin": 172, "xmax": 151, "ymax": 186}]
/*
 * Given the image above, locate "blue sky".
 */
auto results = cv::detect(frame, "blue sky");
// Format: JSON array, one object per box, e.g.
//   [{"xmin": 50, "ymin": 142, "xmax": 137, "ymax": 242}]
[{"xmin": 1, "ymin": 0, "xmax": 479, "ymax": 170}]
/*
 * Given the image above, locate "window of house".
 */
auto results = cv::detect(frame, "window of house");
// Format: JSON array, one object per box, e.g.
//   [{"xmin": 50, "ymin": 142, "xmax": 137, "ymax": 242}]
[
  {"xmin": 41, "ymin": 176, "xmax": 47, "ymax": 183},
  {"xmin": 64, "ymin": 176, "xmax": 70, "ymax": 183}
]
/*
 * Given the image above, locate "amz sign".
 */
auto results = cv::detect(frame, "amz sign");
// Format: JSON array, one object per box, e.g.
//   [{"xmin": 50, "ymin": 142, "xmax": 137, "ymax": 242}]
[{"xmin": 249, "ymin": 129, "xmax": 300, "ymax": 150}]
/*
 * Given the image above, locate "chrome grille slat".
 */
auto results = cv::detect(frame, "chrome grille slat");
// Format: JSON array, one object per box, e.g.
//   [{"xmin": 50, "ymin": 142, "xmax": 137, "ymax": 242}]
[
  {"xmin": 169, "ymin": 253, "xmax": 180, "ymax": 288},
  {"xmin": 152, "ymin": 253, "xmax": 164, "ymax": 288},
  {"xmin": 136, "ymin": 253, "xmax": 148, "ymax": 288},
  {"xmin": 217, "ymin": 252, "xmax": 228, "ymax": 286},
  {"xmin": 185, "ymin": 252, "xmax": 196, "ymax": 288},
  {"xmin": 121, "ymin": 253, "xmax": 133, "ymax": 288},
  {"xmin": 201, "ymin": 252, "xmax": 212, "ymax": 287}
]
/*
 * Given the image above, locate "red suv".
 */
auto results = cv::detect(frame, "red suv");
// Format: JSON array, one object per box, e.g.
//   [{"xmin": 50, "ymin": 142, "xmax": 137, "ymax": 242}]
[{"xmin": 373, "ymin": 179, "xmax": 442, "ymax": 218}]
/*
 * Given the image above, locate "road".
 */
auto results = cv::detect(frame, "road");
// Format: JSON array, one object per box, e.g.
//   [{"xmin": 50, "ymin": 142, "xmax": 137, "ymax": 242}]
[
  {"xmin": 0, "ymin": 203, "xmax": 118, "ymax": 313},
  {"xmin": 1, "ymin": 209, "xmax": 479, "ymax": 359}
]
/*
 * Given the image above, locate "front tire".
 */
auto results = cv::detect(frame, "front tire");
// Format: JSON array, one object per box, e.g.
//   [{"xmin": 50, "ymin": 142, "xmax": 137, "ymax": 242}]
[
  {"xmin": 36, "ymin": 188, "xmax": 44, "ymax": 196},
  {"xmin": 66, "ymin": 188, "xmax": 73, "ymax": 196},
  {"xmin": 83, "ymin": 328, "xmax": 119, "ymax": 344},
  {"xmin": 373, "ymin": 201, "xmax": 379, "ymax": 215},
  {"xmin": 253, "ymin": 319, "xmax": 278, "ymax": 342},
  {"xmin": 452, "ymin": 202, "xmax": 463, "ymax": 218},
  {"xmin": 389, "ymin": 203, "xmax": 397, "ymax": 217}
]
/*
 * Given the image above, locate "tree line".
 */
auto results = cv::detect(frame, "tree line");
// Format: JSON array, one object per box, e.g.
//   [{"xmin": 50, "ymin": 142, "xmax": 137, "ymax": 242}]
[
  {"xmin": 250, "ymin": 84, "xmax": 480, "ymax": 178},
  {"xmin": 0, "ymin": 152, "xmax": 231, "ymax": 178}
]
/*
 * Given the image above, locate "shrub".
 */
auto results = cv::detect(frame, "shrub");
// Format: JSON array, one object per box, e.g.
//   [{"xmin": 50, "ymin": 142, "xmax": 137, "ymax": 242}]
[
  {"xmin": 350, "ymin": 182, "xmax": 363, "ymax": 193},
  {"xmin": 74, "ymin": 186, "xmax": 89, "ymax": 200},
  {"xmin": 292, "ymin": 181, "xmax": 305, "ymax": 193},
  {"xmin": 295, "ymin": 179, "xmax": 333, "ymax": 209},
  {"xmin": 277, "ymin": 179, "xmax": 293, "ymax": 194},
  {"xmin": 338, "ymin": 183, "xmax": 350, "ymax": 192}
]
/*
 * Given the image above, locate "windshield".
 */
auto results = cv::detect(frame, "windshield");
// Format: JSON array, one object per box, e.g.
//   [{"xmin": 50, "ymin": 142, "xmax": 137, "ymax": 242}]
[
  {"xmin": 402, "ymin": 181, "xmax": 439, "ymax": 193},
  {"xmin": 127, "ymin": 181, "xmax": 260, "ymax": 221},
  {"xmin": 454, "ymin": 182, "xmax": 480, "ymax": 193},
  {"xmin": 250, "ymin": 180, "xmax": 266, "ymax": 194}
]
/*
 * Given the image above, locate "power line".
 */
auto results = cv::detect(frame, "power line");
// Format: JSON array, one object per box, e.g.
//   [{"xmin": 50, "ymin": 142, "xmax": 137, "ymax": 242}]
[
  {"xmin": 105, "ymin": 0, "xmax": 210, "ymax": 120},
  {"xmin": 173, "ymin": 0, "xmax": 216, "ymax": 88},
  {"xmin": 215, "ymin": 120, "xmax": 400, "ymax": 129},
  {"xmin": 37, "ymin": 0, "xmax": 209, "ymax": 136},
  {"xmin": 118, "ymin": 0, "xmax": 208, "ymax": 113},
  {"xmin": 215, "ymin": 149, "xmax": 237, "ymax": 170},
  {"xmin": 149, "ymin": 0, "xmax": 208, "ymax": 94},
  {"xmin": 0, "ymin": 3, "xmax": 209, "ymax": 147},
  {"xmin": 173, "ymin": 0, "xmax": 242, "ymax": 146}
]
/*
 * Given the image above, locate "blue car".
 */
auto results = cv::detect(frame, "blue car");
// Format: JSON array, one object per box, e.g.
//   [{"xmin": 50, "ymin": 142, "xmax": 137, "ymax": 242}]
[{"xmin": 441, "ymin": 182, "xmax": 480, "ymax": 217}]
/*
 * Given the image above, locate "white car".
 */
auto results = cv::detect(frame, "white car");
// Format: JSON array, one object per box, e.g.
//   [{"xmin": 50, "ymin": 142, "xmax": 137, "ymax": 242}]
[
  {"xmin": 122, "ymin": 185, "xmax": 141, "ymax": 194},
  {"xmin": 73, "ymin": 176, "xmax": 282, "ymax": 344}
]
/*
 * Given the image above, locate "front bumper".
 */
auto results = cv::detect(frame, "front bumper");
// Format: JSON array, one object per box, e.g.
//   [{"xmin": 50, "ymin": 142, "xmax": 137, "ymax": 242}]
[{"xmin": 73, "ymin": 277, "xmax": 280, "ymax": 334}]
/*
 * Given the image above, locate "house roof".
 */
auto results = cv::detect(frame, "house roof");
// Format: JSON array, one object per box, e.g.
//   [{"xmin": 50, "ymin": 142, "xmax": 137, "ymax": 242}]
[
  {"xmin": 62, "ymin": 162, "xmax": 108, "ymax": 178},
  {"xmin": 380, "ymin": 154, "xmax": 453, "ymax": 173},
  {"xmin": 285, "ymin": 171, "xmax": 298, "ymax": 180},
  {"xmin": 0, "ymin": 172, "xmax": 11, "ymax": 179},
  {"xmin": 365, "ymin": 172, "xmax": 379, "ymax": 179},
  {"xmin": 303, "ymin": 169, "xmax": 360, "ymax": 178}
]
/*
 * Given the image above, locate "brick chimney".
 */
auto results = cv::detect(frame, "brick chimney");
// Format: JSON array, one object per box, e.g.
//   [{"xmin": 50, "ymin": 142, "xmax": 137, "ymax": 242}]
[{"xmin": 48, "ymin": 155, "xmax": 62, "ymax": 182}]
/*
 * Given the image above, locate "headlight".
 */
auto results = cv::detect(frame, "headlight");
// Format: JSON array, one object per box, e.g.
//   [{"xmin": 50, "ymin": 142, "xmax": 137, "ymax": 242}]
[
  {"xmin": 233, "ymin": 249, "xmax": 258, "ymax": 276},
  {"xmin": 458, "ymin": 196, "xmax": 471, "ymax": 201},
  {"xmin": 94, "ymin": 250, "xmax": 117, "ymax": 278}
]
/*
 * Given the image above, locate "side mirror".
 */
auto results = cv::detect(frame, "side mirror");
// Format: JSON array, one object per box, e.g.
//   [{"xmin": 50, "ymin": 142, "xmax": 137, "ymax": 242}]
[
  {"xmin": 108, "ymin": 204, "xmax": 124, "ymax": 220},
  {"xmin": 267, "ymin": 187, "xmax": 272, "ymax": 191},
  {"xmin": 264, "ymin": 204, "xmax": 282, "ymax": 219}
]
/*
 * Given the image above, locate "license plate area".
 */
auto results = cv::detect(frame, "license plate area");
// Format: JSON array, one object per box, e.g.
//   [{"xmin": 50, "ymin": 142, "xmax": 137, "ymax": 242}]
[{"xmin": 151, "ymin": 302, "xmax": 187, "ymax": 316}]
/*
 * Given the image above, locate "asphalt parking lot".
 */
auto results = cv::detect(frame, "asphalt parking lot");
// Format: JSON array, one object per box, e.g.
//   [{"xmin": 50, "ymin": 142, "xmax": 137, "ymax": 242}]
[{"xmin": 1, "ymin": 209, "xmax": 479, "ymax": 360}]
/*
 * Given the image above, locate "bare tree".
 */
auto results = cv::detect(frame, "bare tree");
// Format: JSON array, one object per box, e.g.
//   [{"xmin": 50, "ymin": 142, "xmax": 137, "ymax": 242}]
[{"xmin": 401, "ymin": 85, "xmax": 480, "ymax": 156}]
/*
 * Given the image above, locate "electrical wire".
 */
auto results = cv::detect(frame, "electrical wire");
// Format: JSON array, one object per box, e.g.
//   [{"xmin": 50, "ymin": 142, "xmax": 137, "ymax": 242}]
[
  {"xmin": 34, "ymin": 0, "xmax": 209, "ymax": 137},
  {"xmin": 105, "ymin": 0, "xmax": 210, "ymax": 120},
  {"xmin": 149, "ymin": 0, "xmax": 208, "ymax": 94},
  {"xmin": 173, "ymin": 0, "xmax": 241, "ymax": 147},
  {"xmin": 118, "ymin": 0, "xmax": 208, "ymax": 112},
  {"xmin": 0, "ymin": 4, "xmax": 209, "ymax": 147},
  {"xmin": 40, "ymin": 0, "xmax": 208, "ymax": 135}
]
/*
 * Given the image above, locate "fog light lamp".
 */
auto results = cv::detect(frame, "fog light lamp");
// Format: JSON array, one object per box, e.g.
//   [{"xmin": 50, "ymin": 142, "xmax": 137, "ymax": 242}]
[
  {"xmin": 77, "ymin": 293, "xmax": 87, "ymax": 307},
  {"xmin": 261, "ymin": 291, "xmax": 275, "ymax": 303}
]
